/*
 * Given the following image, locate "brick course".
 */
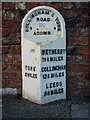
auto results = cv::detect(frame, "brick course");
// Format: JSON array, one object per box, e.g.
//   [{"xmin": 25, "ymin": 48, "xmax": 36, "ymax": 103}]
[{"xmin": 1, "ymin": 2, "xmax": 89, "ymax": 97}]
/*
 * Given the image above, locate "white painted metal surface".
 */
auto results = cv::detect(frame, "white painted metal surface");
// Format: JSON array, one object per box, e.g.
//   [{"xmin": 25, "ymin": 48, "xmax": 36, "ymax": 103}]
[{"xmin": 22, "ymin": 6, "xmax": 66, "ymax": 104}]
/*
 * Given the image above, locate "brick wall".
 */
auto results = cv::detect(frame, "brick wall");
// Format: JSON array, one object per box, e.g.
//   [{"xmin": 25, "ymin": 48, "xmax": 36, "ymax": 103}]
[{"xmin": 1, "ymin": 2, "xmax": 89, "ymax": 96}]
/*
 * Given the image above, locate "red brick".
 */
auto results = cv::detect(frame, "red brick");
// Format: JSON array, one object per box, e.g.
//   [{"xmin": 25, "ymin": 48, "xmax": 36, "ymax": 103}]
[
  {"xmin": 0, "ymin": 2, "xmax": 2, "ymax": 10},
  {"xmin": 0, "ymin": 64, "xmax": 7, "ymax": 71},
  {"xmin": 2, "ymin": 64, "xmax": 7, "ymax": 71},
  {"xmin": 0, "ymin": 72, "xmax": 1, "ymax": 79},
  {"xmin": 11, "ymin": 29, "xmax": 20, "ymax": 37},
  {"xmin": 63, "ymin": 3, "xmax": 73, "ymax": 9},
  {"xmin": 15, "ymin": 80, "xmax": 22, "ymax": 87},
  {"xmin": 8, "ymin": 64, "xmax": 21, "ymax": 71},
  {"xmin": 67, "ymin": 72, "xmax": 83, "ymax": 81},
  {"xmin": 66, "ymin": 20, "xmax": 88, "ymax": 28},
  {"xmin": 85, "ymin": 73, "xmax": 90, "ymax": 80},
  {"xmin": 2, "ymin": 47, "xmax": 9, "ymax": 54},
  {"xmin": 17, "ymin": 88, "xmax": 22, "ymax": 95},
  {"xmin": 13, "ymin": 55, "xmax": 21, "ymax": 63},
  {"xmin": 67, "ymin": 64, "xmax": 76, "ymax": 71},
  {"xmin": 3, "ymin": 55, "xmax": 13, "ymax": 63},
  {"xmin": 27, "ymin": 2, "xmax": 37, "ymax": 9},
  {"xmin": 9, "ymin": 80, "xmax": 15, "ymax": 87},
  {"xmin": 2, "ymin": 38, "xmax": 20, "ymax": 45},
  {"xmin": 4, "ymin": 2, "xmax": 15, "ymax": 10},
  {"xmin": 0, "ymin": 38, "xmax": 1, "ymax": 46},
  {"xmin": 76, "ymin": 38, "xmax": 88, "ymax": 46},
  {"xmin": 2, "ymin": 72, "xmax": 16, "ymax": 79},
  {"xmin": 0, "ymin": 54, "xmax": 2, "ymax": 62},
  {"xmin": 82, "ymin": 32, "xmax": 89, "ymax": 37},
  {"xmin": 11, "ymin": 46, "xmax": 21, "ymax": 54},
  {"xmin": 85, "ymin": 56, "xmax": 90, "ymax": 63},
  {"xmin": 72, "ymin": 56, "xmax": 83, "ymax": 62},
  {"xmin": 67, "ymin": 89, "xmax": 84, "ymax": 97},
  {"xmin": 0, "ymin": 11, "xmax": 2, "ymax": 20},
  {"xmin": 2, "ymin": 11, "xmax": 7, "ymax": 19},
  {"xmin": 2, "ymin": 20, "xmax": 20, "ymax": 28},
  {"xmin": 83, "ymin": 90, "xmax": 90, "ymax": 96},
  {"xmin": 2, "ymin": 29, "xmax": 11, "ymax": 37},
  {"xmin": 80, "ymin": 10, "xmax": 88, "ymax": 18},
  {"xmin": 80, "ymin": 47, "xmax": 89, "ymax": 55},
  {"xmin": 0, "ymin": 21, "xmax": 1, "ymax": 28},
  {"xmin": 79, "ymin": 64, "xmax": 89, "ymax": 72},
  {"xmin": 7, "ymin": 10, "xmax": 21, "ymax": 19},
  {"xmin": 17, "ymin": 72, "xmax": 22, "ymax": 80},
  {"xmin": 0, "ymin": 29, "xmax": 1, "ymax": 37},
  {"xmin": 67, "ymin": 29, "xmax": 80, "ymax": 37},
  {"xmin": 73, "ymin": 3, "xmax": 88, "ymax": 10},
  {"xmin": 67, "ymin": 47, "xmax": 79, "ymax": 55},
  {"xmin": 61, "ymin": 11, "xmax": 78, "ymax": 18},
  {"xmin": 80, "ymin": 28, "xmax": 89, "ymax": 37},
  {"xmin": 67, "ymin": 82, "xmax": 74, "ymax": 88},
  {"xmin": 39, "ymin": 2, "xmax": 50, "ymax": 6},
  {"xmin": 2, "ymin": 80, "xmax": 7, "ymax": 87},
  {"xmin": 76, "ymin": 82, "xmax": 90, "ymax": 88},
  {"xmin": 66, "ymin": 56, "xmax": 71, "ymax": 62},
  {"xmin": 50, "ymin": 3, "xmax": 62, "ymax": 11}
]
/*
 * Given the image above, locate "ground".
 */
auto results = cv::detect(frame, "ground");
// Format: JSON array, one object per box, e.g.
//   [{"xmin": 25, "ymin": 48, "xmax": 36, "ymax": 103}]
[{"xmin": 1, "ymin": 95, "xmax": 90, "ymax": 119}]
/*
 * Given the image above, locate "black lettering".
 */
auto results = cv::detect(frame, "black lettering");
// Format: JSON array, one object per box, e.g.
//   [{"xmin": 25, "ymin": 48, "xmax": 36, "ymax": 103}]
[
  {"xmin": 56, "ymin": 21, "xmax": 60, "ymax": 24},
  {"xmin": 28, "ymin": 19, "xmax": 31, "ymax": 22},
  {"xmin": 53, "ymin": 82, "xmax": 55, "ymax": 87},
  {"xmin": 25, "ymin": 72, "xmax": 27, "ymax": 77},
  {"xmin": 51, "ymin": 13, "xmax": 54, "ymax": 17},
  {"xmin": 42, "ymin": 50, "xmax": 45, "ymax": 55},
  {"xmin": 25, "ymin": 66, "xmax": 27, "ymax": 70},
  {"xmin": 47, "ymin": 91, "xmax": 50, "ymax": 96},
  {"xmin": 50, "ymin": 83, "xmax": 52, "ymax": 88},
  {"xmin": 58, "ymin": 28, "xmax": 61, "ymax": 31},
  {"xmin": 37, "ymin": 32, "xmax": 39, "ymax": 35},
  {"xmin": 55, "ymin": 17, "xmax": 59, "ymax": 21},
  {"xmin": 57, "ymin": 24, "xmax": 61, "ymax": 27},
  {"xmin": 60, "ymin": 82, "xmax": 62, "ymax": 86},
  {"xmin": 48, "ymin": 31, "xmax": 51, "ymax": 35},
  {"xmin": 44, "ymin": 18, "xmax": 46, "ymax": 21},
  {"xmin": 58, "ymin": 88, "xmax": 63, "ymax": 94},
  {"xmin": 51, "ymin": 90, "xmax": 53, "ymax": 95},
  {"xmin": 47, "ymin": 18, "xmax": 50, "ymax": 21},
  {"xmin": 37, "ymin": 10, "xmax": 41, "ymax": 15},
  {"xmin": 42, "ymin": 10, "xmax": 44, "ymax": 14},
  {"xmin": 46, "ymin": 84, "xmax": 49, "ymax": 89},
  {"xmin": 45, "ymin": 10, "xmax": 49, "ymax": 14},
  {"xmin": 51, "ymin": 73, "xmax": 54, "ymax": 78},
  {"xmin": 54, "ymin": 89, "xmax": 57, "ymax": 94},
  {"xmin": 62, "ymin": 72, "xmax": 64, "ymax": 76},
  {"xmin": 56, "ymin": 82, "xmax": 59, "ymax": 87},
  {"xmin": 43, "ymin": 31, "xmax": 47, "ymax": 35},
  {"xmin": 59, "ymin": 72, "xmax": 61, "ymax": 77},
  {"xmin": 44, "ymin": 91, "xmax": 47, "ymax": 96},
  {"xmin": 33, "ymin": 32, "xmax": 36, "ymax": 35},
  {"xmin": 37, "ymin": 18, "xmax": 39, "ymax": 21},
  {"xmin": 33, "ymin": 74, "xmax": 36, "ymax": 78},
  {"xmin": 33, "ymin": 67, "xmax": 36, "ymax": 71},
  {"xmin": 47, "ymin": 57, "xmax": 49, "ymax": 62},
  {"xmin": 31, "ymin": 14, "xmax": 34, "ymax": 18},
  {"xmin": 34, "ymin": 11, "xmax": 38, "ymax": 16},
  {"xmin": 40, "ymin": 18, "xmax": 43, "ymax": 21},
  {"xmin": 61, "ymin": 56, "xmax": 63, "ymax": 60},
  {"xmin": 40, "ymin": 31, "xmax": 43, "ymax": 35}
]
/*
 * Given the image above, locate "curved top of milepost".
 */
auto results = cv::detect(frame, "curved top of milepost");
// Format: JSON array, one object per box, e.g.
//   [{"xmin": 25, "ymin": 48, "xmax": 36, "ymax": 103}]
[
  {"xmin": 22, "ymin": 6, "xmax": 66, "ymax": 45},
  {"xmin": 22, "ymin": 6, "xmax": 65, "ymax": 27}
]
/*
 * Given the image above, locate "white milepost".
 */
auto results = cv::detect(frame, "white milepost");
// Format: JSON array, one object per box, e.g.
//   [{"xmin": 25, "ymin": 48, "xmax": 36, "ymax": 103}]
[{"xmin": 22, "ymin": 6, "xmax": 66, "ymax": 104}]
